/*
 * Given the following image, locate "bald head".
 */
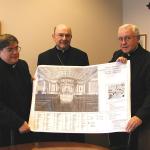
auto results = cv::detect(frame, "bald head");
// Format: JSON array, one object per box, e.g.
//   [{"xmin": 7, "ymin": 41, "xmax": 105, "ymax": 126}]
[
  {"xmin": 54, "ymin": 24, "xmax": 72, "ymax": 35},
  {"xmin": 52, "ymin": 24, "xmax": 72, "ymax": 50}
]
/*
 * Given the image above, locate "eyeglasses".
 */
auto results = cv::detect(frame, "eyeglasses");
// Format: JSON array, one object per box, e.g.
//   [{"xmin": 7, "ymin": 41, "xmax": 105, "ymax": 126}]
[
  {"xmin": 5, "ymin": 46, "xmax": 21, "ymax": 53},
  {"xmin": 118, "ymin": 36, "xmax": 137, "ymax": 42},
  {"xmin": 55, "ymin": 33, "xmax": 72, "ymax": 39}
]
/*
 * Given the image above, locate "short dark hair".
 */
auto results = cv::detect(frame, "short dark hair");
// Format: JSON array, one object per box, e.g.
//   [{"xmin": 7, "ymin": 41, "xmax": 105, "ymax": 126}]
[{"xmin": 0, "ymin": 34, "xmax": 18, "ymax": 50}]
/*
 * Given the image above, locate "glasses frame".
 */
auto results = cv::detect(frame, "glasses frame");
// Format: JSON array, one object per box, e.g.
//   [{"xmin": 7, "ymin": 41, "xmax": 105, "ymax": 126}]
[
  {"xmin": 55, "ymin": 33, "xmax": 72, "ymax": 39},
  {"xmin": 5, "ymin": 46, "xmax": 21, "ymax": 53},
  {"xmin": 118, "ymin": 35, "xmax": 138, "ymax": 42}
]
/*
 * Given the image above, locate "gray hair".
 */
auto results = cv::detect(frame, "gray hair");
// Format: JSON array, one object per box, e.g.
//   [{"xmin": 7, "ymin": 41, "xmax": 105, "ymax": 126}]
[{"xmin": 118, "ymin": 24, "xmax": 140, "ymax": 37}]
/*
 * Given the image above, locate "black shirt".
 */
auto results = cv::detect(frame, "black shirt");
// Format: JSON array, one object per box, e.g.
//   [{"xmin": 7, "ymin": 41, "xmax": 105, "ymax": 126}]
[
  {"xmin": 37, "ymin": 46, "xmax": 89, "ymax": 66},
  {"xmin": 0, "ymin": 59, "xmax": 32, "ymax": 146},
  {"xmin": 110, "ymin": 44, "xmax": 150, "ymax": 123}
]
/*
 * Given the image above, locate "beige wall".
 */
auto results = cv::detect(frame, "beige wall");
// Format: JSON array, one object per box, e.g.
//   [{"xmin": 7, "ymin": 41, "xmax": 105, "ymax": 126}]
[
  {"xmin": 0, "ymin": 0, "xmax": 123, "ymax": 146},
  {"xmin": 123, "ymin": 0, "xmax": 150, "ymax": 50},
  {"xmin": 0, "ymin": 0, "xmax": 122, "ymax": 75}
]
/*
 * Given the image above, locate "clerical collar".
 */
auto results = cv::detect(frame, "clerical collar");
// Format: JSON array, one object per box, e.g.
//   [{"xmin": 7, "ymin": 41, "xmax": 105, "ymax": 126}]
[
  {"xmin": 12, "ymin": 64, "xmax": 16, "ymax": 68},
  {"xmin": 56, "ymin": 46, "xmax": 70, "ymax": 53},
  {"xmin": 0, "ymin": 58, "xmax": 17, "ymax": 69},
  {"xmin": 127, "ymin": 45, "xmax": 138, "ymax": 56}
]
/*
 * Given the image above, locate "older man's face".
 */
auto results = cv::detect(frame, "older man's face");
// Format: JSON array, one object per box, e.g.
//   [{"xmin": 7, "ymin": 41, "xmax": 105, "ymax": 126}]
[
  {"xmin": 52, "ymin": 26, "xmax": 72, "ymax": 50},
  {"xmin": 118, "ymin": 28, "xmax": 139, "ymax": 53}
]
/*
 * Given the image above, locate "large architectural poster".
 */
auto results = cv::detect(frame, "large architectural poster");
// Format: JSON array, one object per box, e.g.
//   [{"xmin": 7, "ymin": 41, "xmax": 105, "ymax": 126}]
[{"xmin": 29, "ymin": 61, "xmax": 131, "ymax": 133}]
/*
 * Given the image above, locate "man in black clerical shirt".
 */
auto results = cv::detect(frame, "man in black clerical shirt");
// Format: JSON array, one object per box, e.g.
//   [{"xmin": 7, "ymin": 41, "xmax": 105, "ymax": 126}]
[
  {"xmin": 37, "ymin": 24, "xmax": 89, "ymax": 66},
  {"xmin": 0, "ymin": 34, "xmax": 34, "ymax": 146},
  {"xmin": 109, "ymin": 24, "xmax": 150, "ymax": 150},
  {"xmin": 37, "ymin": 24, "xmax": 89, "ymax": 143}
]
